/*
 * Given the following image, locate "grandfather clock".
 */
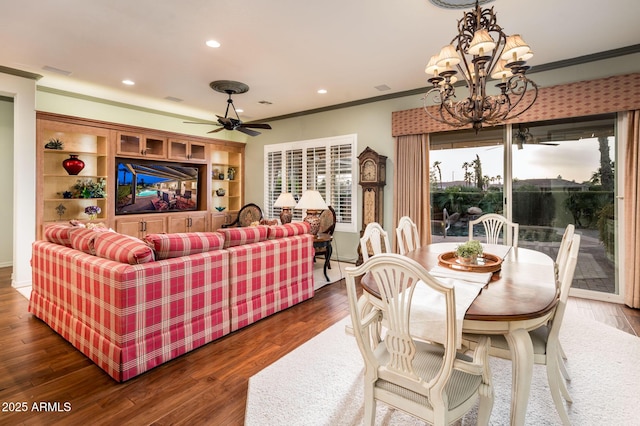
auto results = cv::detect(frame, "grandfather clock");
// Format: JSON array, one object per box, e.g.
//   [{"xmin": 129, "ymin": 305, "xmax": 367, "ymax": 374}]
[{"xmin": 356, "ymin": 147, "xmax": 387, "ymax": 265}]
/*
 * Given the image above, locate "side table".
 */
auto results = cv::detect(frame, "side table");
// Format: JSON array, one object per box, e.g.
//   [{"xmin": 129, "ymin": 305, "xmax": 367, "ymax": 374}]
[{"xmin": 313, "ymin": 233, "xmax": 333, "ymax": 281}]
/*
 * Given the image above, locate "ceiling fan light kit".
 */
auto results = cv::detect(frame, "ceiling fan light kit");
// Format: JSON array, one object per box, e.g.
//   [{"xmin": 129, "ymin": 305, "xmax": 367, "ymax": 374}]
[
  {"xmin": 423, "ymin": 0, "xmax": 538, "ymax": 132},
  {"xmin": 186, "ymin": 80, "xmax": 272, "ymax": 137}
]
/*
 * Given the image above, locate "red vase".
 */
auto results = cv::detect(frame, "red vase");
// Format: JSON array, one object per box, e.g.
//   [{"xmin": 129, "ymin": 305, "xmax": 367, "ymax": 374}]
[{"xmin": 62, "ymin": 154, "xmax": 85, "ymax": 175}]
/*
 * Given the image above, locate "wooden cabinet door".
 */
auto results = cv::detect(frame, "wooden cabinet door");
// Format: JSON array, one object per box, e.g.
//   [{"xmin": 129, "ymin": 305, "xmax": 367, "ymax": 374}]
[
  {"xmin": 116, "ymin": 217, "xmax": 145, "ymax": 237},
  {"xmin": 210, "ymin": 213, "xmax": 227, "ymax": 231},
  {"xmin": 189, "ymin": 213, "xmax": 207, "ymax": 232},
  {"xmin": 167, "ymin": 212, "xmax": 207, "ymax": 233},
  {"xmin": 144, "ymin": 216, "xmax": 167, "ymax": 235},
  {"xmin": 117, "ymin": 215, "xmax": 166, "ymax": 237}
]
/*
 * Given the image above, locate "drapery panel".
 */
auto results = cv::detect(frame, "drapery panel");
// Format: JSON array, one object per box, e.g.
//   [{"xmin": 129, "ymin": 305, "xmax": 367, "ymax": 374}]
[
  {"xmin": 624, "ymin": 110, "xmax": 640, "ymax": 308},
  {"xmin": 393, "ymin": 134, "xmax": 431, "ymax": 250}
]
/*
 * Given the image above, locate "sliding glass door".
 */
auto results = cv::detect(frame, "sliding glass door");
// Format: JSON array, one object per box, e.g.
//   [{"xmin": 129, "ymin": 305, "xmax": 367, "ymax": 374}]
[{"xmin": 429, "ymin": 114, "xmax": 621, "ymax": 301}]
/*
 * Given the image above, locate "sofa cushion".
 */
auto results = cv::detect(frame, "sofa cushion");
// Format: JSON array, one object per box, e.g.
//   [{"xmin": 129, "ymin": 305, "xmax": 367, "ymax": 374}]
[
  {"xmin": 144, "ymin": 232, "xmax": 225, "ymax": 260},
  {"xmin": 268, "ymin": 222, "xmax": 311, "ymax": 239},
  {"xmin": 44, "ymin": 224, "xmax": 74, "ymax": 247},
  {"xmin": 94, "ymin": 232, "xmax": 155, "ymax": 265},
  {"xmin": 222, "ymin": 226, "xmax": 269, "ymax": 248}
]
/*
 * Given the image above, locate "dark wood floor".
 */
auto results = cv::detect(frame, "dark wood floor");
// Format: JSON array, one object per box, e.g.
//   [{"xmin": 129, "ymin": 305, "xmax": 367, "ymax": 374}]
[{"xmin": 0, "ymin": 266, "xmax": 638, "ymax": 425}]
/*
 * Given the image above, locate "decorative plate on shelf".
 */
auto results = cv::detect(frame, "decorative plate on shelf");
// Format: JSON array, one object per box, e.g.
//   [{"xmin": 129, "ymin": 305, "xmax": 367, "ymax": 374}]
[{"xmin": 437, "ymin": 251, "xmax": 502, "ymax": 273}]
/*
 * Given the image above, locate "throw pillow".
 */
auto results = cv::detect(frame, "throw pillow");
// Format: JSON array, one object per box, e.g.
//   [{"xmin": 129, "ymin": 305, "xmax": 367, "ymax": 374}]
[
  {"xmin": 44, "ymin": 224, "xmax": 74, "ymax": 247},
  {"xmin": 70, "ymin": 227, "xmax": 99, "ymax": 255},
  {"xmin": 268, "ymin": 222, "xmax": 311, "ymax": 239},
  {"xmin": 94, "ymin": 232, "xmax": 155, "ymax": 265},
  {"xmin": 221, "ymin": 226, "xmax": 269, "ymax": 248},
  {"xmin": 144, "ymin": 232, "xmax": 225, "ymax": 260}
]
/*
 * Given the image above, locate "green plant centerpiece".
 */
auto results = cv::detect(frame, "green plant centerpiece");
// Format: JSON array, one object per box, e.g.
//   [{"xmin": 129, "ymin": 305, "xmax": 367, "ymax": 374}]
[{"xmin": 455, "ymin": 239, "xmax": 483, "ymax": 265}]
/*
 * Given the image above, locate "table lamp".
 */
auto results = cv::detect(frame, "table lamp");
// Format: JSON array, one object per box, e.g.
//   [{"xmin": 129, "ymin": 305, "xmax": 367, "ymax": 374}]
[
  {"xmin": 295, "ymin": 190, "xmax": 328, "ymax": 236},
  {"xmin": 273, "ymin": 192, "xmax": 297, "ymax": 224}
]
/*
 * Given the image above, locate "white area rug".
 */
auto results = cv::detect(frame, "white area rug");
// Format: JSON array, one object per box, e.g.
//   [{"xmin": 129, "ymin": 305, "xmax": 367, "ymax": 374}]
[
  {"xmin": 313, "ymin": 259, "xmax": 350, "ymax": 290},
  {"xmin": 246, "ymin": 304, "xmax": 640, "ymax": 425}
]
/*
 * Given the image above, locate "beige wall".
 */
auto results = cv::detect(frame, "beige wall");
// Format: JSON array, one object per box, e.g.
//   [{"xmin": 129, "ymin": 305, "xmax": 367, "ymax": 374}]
[
  {"xmin": 19, "ymin": 52, "xmax": 640, "ymax": 267},
  {"xmin": 0, "ymin": 97, "xmax": 13, "ymax": 267}
]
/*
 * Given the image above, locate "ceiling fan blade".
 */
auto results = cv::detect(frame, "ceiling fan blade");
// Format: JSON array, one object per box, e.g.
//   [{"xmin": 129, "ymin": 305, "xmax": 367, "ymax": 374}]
[
  {"xmin": 184, "ymin": 121, "xmax": 219, "ymax": 125},
  {"xmin": 207, "ymin": 127, "xmax": 225, "ymax": 134},
  {"xmin": 236, "ymin": 126, "xmax": 261, "ymax": 137},
  {"xmin": 241, "ymin": 123, "xmax": 272, "ymax": 129}
]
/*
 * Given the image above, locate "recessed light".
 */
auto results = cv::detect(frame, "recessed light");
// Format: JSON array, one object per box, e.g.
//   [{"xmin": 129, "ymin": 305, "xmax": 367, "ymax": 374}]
[
  {"xmin": 236, "ymin": 108, "xmax": 244, "ymax": 113},
  {"xmin": 206, "ymin": 40, "xmax": 221, "ymax": 48},
  {"xmin": 317, "ymin": 89, "xmax": 327, "ymax": 94},
  {"xmin": 122, "ymin": 79, "xmax": 135, "ymax": 86}
]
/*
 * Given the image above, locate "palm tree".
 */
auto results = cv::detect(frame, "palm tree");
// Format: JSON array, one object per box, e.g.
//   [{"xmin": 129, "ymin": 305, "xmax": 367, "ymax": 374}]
[
  {"xmin": 462, "ymin": 161, "xmax": 471, "ymax": 186},
  {"xmin": 433, "ymin": 161, "xmax": 442, "ymax": 189}
]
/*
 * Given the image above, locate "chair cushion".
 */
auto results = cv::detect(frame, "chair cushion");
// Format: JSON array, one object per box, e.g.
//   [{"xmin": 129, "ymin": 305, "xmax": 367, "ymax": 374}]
[
  {"xmin": 268, "ymin": 222, "xmax": 311, "ymax": 239},
  {"xmin": 144, "ymin": 232, "xmax": 225, "ymax": 260},
  {"xmin": 375, "ymin": 340, "xmax": 482, "ymax": 410},
  {"xmin": 221, "ymin": 226, "xmax": 269, "ymax": 248},
  {"xmin": 94, "ymin": 232, "xmax": 155, "ymax": 265}
]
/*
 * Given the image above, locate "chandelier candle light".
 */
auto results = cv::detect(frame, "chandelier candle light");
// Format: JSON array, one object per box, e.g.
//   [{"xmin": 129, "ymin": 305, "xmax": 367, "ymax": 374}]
[
  {"xmin": 423, "ymin": 0, "xmax": 538, "ymax": 132},
  {"xmin": 273, "ymin": 193, "xmax": 297, "ymax": 224},
  {"xmin": 295, "ymin": 190, "xmax": 328, "ymax": 236}
]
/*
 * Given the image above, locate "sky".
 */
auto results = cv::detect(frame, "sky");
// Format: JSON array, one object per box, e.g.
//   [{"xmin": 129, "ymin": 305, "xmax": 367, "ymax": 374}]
[{"xmin": 430, "ymin": 137, "xmax": 615, "ymax": 184}]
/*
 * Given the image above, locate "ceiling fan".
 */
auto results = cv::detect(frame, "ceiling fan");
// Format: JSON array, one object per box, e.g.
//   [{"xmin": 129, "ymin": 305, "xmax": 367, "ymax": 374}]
[
  {"xmin": 513, "ymin": 126, "xmax": 559, "ymax": 150},
  {"xmin": 186, "ymin": 80, "xmax": 272, "ymax": 137}
]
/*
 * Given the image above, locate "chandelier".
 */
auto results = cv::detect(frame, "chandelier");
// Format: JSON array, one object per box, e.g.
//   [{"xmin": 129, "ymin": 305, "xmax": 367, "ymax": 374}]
[{"xmin": 423, "ymin": 1, "xmax": 538, "ymax": 132}]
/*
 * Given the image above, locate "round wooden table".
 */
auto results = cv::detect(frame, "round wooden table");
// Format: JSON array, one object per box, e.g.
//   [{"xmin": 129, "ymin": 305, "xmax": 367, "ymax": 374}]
[{"xmin": 360, "ymin": 243, "xmax": 558, "ymax": 426}]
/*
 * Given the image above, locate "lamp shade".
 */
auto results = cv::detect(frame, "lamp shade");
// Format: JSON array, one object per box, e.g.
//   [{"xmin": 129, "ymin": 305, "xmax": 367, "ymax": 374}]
[
  {"xmin": 436, "ymin": 44, "xmax": 461, "ymax": 69},
  {"xmin": 467, "ymin": 29, "xmax": 496, "ymax": 56},
  {"xmin": 295, "ymin": 190, "xmax": 328, "ymax": 211},
  {"xmin": 425, "ymin": 55, "xmax": 441, "ymax": 76},
  {"xmin": 273, "ymin": 193, "xmax": 297, "ymax": 208},
  {"xmin": 490, "ymin": 59, "xmax": 513, "ymax": 80},
  {"xmin": 501, "ymin": 34, "xmax": 532, "ymax": 62}
]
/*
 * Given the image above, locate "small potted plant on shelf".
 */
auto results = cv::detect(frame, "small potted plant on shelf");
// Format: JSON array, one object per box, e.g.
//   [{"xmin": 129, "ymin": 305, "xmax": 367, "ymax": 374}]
[
  {"xmin": 455, "ymin": 240, "xmax": 483, "ymax": 265},
  {"xmin": 84, "ymin": 205, "xmax": 101, "ymax": 220},
  {"xmin": 45, "ymin": 138, "xmax": 64, "ymax": 150}
]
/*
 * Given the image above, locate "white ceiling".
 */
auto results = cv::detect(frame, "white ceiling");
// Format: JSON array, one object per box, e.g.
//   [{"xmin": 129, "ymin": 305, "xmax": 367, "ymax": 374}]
[{"xmin": 2, "ymin": 0, "xmax": 639, "ymax": 124}]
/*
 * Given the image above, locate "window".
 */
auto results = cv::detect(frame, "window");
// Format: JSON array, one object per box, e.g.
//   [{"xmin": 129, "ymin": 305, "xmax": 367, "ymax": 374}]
[{"xmin": 264, "ymin": 134, "xmax": 357, "ymax": 232}]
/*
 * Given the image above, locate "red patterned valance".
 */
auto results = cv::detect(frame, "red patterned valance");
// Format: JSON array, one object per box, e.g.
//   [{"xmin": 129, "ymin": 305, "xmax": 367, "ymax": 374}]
[{"xmin": 392, "ymin": 72, "xmax": 640, "ymax": 136}]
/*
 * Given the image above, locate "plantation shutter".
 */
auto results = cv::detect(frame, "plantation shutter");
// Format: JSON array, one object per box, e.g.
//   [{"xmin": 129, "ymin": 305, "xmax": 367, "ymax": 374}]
[{"xmin": 330, "ymin": 144, "xmax": 353, "ymax": 225}]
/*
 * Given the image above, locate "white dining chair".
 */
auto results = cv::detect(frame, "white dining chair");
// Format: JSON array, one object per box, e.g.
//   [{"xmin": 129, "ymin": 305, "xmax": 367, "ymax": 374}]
[
  {"xmin": 359, "ymin": 222, "xmax": 391, "ymax": 262},
  {"xmin": 468, "ymin": 213, "xmax": 519, "ymax": 247},
  {"xmin": 345, "ymin": 254, "xmax": 494, "ymax": 426},
  {"xmin": 462, "ymin": 234, "xmax": 580, "ymax": 426},
  {"xmin": 553, "ymin": 224, "xmax": 575, "ymax": 379},
  {"xmin": 395, "ymin": 216, "xmax": 421, "ymax": 255},
  {"xmin": 556, "ymin": 224, "xmax": 575, "ymax": 284}
]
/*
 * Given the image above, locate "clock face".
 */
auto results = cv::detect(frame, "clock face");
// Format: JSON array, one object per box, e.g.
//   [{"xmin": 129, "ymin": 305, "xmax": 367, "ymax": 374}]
[{"xmin": 362, "ymin": 160, "xmax": 377, "ymax": 182}]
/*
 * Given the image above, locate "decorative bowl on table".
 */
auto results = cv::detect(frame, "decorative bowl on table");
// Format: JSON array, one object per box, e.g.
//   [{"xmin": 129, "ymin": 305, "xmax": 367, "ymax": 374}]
[{"xmin": 215, "ymin": 206, "xmax": 226, "ymax": 212}]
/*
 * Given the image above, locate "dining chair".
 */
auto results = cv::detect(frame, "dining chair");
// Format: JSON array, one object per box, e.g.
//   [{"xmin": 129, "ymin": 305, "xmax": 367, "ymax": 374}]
[
  {"xmin": 462, "ymin": 234, "xmax": 580, "ymax": 426},
  {"xmin": 553, "ymin": 224, "xmax": 575, "ymax": 379},
  {"xmin": 314, "ymin": 206, "xmax": 336, "ymax": 264},
  {"xmin": 359, "ymin": 222, "xmax": 391, "ymax": 262},
  {"xmin": 556, "ymin": 224, "xmax": 575, "ymax": 284},
  {"xmin": 344, "ymin": 254, "xmax": 493, "ymax": 426},
  {"xmin": 468, "ymin": 213, "xmax": 519, "ymax": 247},
  {"xmin": 395, "ymin": 216, "xmax": 421, "ymax": 255}
]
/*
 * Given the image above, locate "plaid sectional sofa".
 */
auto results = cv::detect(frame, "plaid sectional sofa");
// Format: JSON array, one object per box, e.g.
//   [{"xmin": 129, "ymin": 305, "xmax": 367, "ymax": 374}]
[{"xmin": 29, "ymin": 222, "xmax": 314, "ymax": 381}]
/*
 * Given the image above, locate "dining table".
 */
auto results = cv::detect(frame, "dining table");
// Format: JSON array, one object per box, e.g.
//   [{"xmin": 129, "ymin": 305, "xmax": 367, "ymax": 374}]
[{"xmin": 360, "ymin": 242, "xmax": 558, "ymax": 426}]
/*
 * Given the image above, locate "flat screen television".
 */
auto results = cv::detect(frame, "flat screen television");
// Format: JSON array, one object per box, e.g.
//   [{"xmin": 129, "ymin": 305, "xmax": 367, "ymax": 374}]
[{"xmin": 115, "ymin": 158, "xmax": 201, "ymax": 215}]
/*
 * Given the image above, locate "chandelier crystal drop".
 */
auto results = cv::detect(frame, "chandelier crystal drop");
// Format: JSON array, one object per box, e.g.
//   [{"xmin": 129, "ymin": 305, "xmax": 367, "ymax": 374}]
[{"xmin": 423, "ymin": 1, "xmax": 538, "ymax": 132}]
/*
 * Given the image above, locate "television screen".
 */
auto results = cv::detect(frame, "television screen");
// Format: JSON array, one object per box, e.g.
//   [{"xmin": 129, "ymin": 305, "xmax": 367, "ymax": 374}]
[{"xmin": 116, "ymin": 158, "xmax": 200, "ymax": 215}]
